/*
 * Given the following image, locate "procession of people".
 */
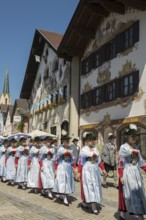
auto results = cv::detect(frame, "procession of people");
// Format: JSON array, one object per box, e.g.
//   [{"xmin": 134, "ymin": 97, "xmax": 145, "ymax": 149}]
[{"xmin": 0, "ymin": 124, "xmax": 146, "ymax": 219}]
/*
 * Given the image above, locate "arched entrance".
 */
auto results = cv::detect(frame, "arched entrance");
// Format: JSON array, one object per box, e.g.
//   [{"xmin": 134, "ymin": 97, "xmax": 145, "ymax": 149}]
[
  {"xmin": 117, "ymin": 123, "xmax": 146, "ymax": 159},
  {"xmin": 61, "ymin": 120, "xmax": 69, "ymax": 135}
]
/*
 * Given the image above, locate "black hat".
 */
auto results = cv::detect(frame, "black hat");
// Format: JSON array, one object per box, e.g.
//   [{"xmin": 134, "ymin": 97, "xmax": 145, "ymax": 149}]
[
  {"xmin": 83, "ymin": 132, "xmax": 95, "ymax": 140},
  {"xmin": 39, "ymin": 135, "xmax": 53, "ymax": 141},
  {"xmin": 61, "ymin": 135, "xmax": 72, "ymax": 141},
  {"xmin": 72, "ymin": 138, "xmax": 79, "ymax": 143},
  {"xmin": 124, "ymin": 124, "xmax": 140, "ymax": 136},
  {"xmin": 34, "ymin": 136, "xmax": 41, "ymax": 141}
]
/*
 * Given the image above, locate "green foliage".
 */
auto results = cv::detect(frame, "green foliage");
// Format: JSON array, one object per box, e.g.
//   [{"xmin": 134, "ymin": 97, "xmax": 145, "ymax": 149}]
[{"xmin": 17, "ymin": 119, "xmax": 24, "ymax": 132}]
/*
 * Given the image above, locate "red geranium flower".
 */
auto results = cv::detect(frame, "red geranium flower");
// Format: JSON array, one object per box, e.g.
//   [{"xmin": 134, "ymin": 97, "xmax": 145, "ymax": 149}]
[
  {"xmin": 64, "ymin": 151, "xmax": 71, "ymax": 156},
  {"xmin": 92, "ymin": 153, "xmax": 97, "ymax": 157},
  {"xmin": 48, "ymin": 151, "xmax": 53, "ymax": 155}
]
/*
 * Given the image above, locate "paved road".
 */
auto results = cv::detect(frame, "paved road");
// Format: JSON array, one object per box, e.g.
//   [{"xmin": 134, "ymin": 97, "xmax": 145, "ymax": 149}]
[{"xmin": 0, "ymin": 176, "xmax": 145, "ymax": 220}]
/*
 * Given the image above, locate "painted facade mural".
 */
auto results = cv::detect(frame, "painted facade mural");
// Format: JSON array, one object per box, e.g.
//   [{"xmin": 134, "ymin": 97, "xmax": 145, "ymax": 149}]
[
  {"xmin": 80, "ymin": 10, "xmax": 146, "ymax": 158},
  {"xmin": 29, "ymin": 43, "xmax": 70, "ymax": 139}
]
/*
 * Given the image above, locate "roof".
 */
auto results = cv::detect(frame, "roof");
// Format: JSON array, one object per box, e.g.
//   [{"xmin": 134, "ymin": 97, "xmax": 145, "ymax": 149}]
[
  {"xmin": 9, "ymin": 105, "xmax": 14, "ymax": 117},
  {"xmin": 20, "ymin": 29, "xmax": 63, "ymax": 99},
  {"xmin": 11, "ymin": 99, "xmax": 29, "ymax": 122},
  {"xmin": 0, "ymin": 104, "xmax": 8, "ymax": 114},
  {"xmin": 38, "ymin": 30, "xmax": 63, "ymax": 49},
  {"xmin": 15, "ymin": 99, "xmax": 29, "ymax": 111},
  {"xmin": 58, "ymin": 0, "xmax": 146, "ymax": 58}
]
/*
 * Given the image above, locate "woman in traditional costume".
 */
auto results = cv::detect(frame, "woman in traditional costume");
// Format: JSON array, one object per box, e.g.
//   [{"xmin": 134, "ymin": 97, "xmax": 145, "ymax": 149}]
[
  {"xmin": 53, "ymin": 135, "xmax": 76, "ymax": 206},
  {"xmin": 118, "ymin": 124, "xmax": 146, "ymax": 220},
  {"xmin": 5, "ymin": 137, "xmax": 17, "ymax": 185},
  {"xmin": 0, "ymin": 146, "xmax": 6, "ymax": 182},
  {"xmin": 78, "ymin": 132, "xmax": 106, "ymax": 214},
  {"xmin": 15, "ymin": 145, "xmax": 30, "ymax": 190},
  {"xmin": 27, "ymin": 137, "xmax": 42, "ymax": 193},
  {"xmin": 40, "ymin": 147, "xmax": 55, "ymax": 199}
]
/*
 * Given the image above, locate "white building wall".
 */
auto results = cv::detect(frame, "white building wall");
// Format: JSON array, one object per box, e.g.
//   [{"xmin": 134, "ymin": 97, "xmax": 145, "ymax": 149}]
[
  {"xmin": 29, "ymin": 43, "xmax": 70, "ymax": 140},
  {"xmin": 80, "ymin": 10, "xmax": 146, "ymax": 127}
]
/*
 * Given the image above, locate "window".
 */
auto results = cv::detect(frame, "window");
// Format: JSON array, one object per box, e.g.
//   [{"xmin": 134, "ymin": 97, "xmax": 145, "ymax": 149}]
[
  {"xmin": 93, "ymin": 87, "xmax": 103, "ymax": 105},
  {"xmin": 63, "ymin": 59, "xmax": 67, "ymax": 65},
  {"xmin": 80, "ymin": 70, "xmax": 139, "ymax": 109},
  {"xmin": 81, "ymin": 21, "xmax": 139, "ymax": 75},
  {"xmin": 106, "ymin": 81, "xmax": 116, "ymax": 101},
  {"xmin": 106, "ymin": 39, "xmax": 116, "ymax": 60},
  {"xmin": 81, "ymin": 91, "xmax": 92, "ymax": 109},
  {"xmin": 63, "ymin": 85, "xmax": 67, "ymax": 101},
  {"xmin": 55, "ymin": 91, "xmax": 58, "ymax": 104},
  {"xmin": 51, "ymin": 126, "xmax": 56, "ymax": 135},
  {"xmin": 124, "ymin": 26, "xmax": 134, "ymax": 49},
  {"xmin": 121, "ymin": 71, "xmax": 139, "ymax": 97},
  {"xmin": 51, "ymin": 94, "xmax": 53, "ymax": 103},
  {"xmin": 94, "ymin": 52, "xmax": 100, "ymax": 68},
  {"xmin": 44, "ymin": 122, "xmax": 48, "ymax": 130}
]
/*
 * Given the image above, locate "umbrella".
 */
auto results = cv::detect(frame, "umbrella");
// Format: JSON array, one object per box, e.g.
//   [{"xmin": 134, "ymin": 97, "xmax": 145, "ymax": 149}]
[
  {"xmin": 8, "ymin": 133, "xmax": 31, "ymax": 141},
  {"xmin": 28, "ymin": 130, "xmax": 56, "ymax": 139}
]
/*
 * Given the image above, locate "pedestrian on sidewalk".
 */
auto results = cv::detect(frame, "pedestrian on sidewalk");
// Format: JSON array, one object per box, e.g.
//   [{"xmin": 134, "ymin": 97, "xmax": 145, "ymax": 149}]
[
  {"xmin": 101, "ymin": 132, "xmax": 118, "ymax": 188},
  {"xmin": 53, "ymin": 135, "xmax": 76, "ymax": 206},
  {"xmin": 118, "ymin": 124, "xmax": 146, "ymax": 220},
  {"xmin": 78, "ymin": 132, "xmax": 106, "ymax": 214}
]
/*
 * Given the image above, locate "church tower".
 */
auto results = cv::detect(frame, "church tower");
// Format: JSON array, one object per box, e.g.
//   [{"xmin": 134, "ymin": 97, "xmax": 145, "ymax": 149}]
[{"xmin": 0, "ymin": 65, "xmax": 11, "ymax": 105}]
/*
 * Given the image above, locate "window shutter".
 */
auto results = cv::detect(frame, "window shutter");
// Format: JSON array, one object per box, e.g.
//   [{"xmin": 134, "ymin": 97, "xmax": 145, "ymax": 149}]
[
  {"xmin": 81, "ymin": 61, "xmax": 85, "ymax": 75},
  {"xmin": 115, "ymin": 78, "xmax": 120, "ymax": 98},
  {"xmin": 100, "ymin": 45, "xmax": 106, "ymax": 64},
  {"xmin": 101, "ymin": 84, "xmax": 106, "ymax": 103},
  {"xmin": 81, "ymin": 94, "xmax": 84, "ymax": 109},
  {"xmin": 116, "ymin": 32, "xmax": 124, "ymax": 54},
  {"xmin": 89, "ymin": 55, "xmax": 94, "ymax": 72},
  {"xmin": 120, "ymin": 77, "xmax": 124, "ymax": 97},
  {"xmin": 105, "ymin": 43, "xmax": 110, "ymax": 61},
  {"xmin": 92, "ymin": 89, "xmax": 95, "ymax": 106},
  {"xmin": 133, "ymin": 20, "xmax": 139, "ymax": 43},
  {"xmin": 133, "ymin": 70, "xmax": 139, "ymax": 93}
]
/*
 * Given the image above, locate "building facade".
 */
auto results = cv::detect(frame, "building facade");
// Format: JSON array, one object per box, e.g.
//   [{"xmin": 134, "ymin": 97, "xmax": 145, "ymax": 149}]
[
  {"xmin": 20, "ymin": 30, "xmax": 71, "ymax": 141},
  {"xmin": 3, "ymin": 105, "xmax": 13, "ymax": 136},
  {"xmin": 58, "ymin": 0, "xmax": 146, "ymax": 158}
]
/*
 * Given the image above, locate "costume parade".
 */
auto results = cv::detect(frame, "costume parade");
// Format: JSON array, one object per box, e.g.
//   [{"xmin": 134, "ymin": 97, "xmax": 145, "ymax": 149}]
[{"xmin": 0, "ymin": 124, "xmax": 146, "ymax": 219}]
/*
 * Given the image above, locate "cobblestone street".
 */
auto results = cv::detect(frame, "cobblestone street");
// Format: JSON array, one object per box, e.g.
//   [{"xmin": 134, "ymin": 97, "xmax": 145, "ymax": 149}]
[{"xmin": 0, "ymin": 176, "xmax": 145, "ymax": 220}]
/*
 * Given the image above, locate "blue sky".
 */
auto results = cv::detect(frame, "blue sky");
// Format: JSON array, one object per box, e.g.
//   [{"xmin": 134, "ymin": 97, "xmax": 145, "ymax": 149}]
[{"xmin": 0, "ymin": 0, "xmax": 79, "ymax": 104}]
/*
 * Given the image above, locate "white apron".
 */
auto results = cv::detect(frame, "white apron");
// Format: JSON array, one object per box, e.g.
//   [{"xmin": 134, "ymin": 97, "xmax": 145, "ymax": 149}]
[
  {"xmin": 0, "ymin": 154, "xmax": 6, "ymax": 177},
  {"xmin": 27, "ymin": 156, "xmax": 40, "ymax": 188},
  {"xmin": 16, "ymin": 155, "xmax": 28, "ymax": 183},
  {"xmin": 5, "ymin": 156, "xmax": 16, "ymax": 181},
  {"xmin": 41, "ymin": 159, "xmax": 55, "ymax": 189}
]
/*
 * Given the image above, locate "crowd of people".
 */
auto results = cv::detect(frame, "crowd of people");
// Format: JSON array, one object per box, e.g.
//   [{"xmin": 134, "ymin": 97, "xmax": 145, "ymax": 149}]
[{"xmin": 0, "ymin": 123, "xmax": 146, "ymax": 220}]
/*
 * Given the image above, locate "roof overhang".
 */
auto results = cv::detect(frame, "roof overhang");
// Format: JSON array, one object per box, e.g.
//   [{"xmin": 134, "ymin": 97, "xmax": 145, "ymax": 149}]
[{"xmin": 58, "ymin": 0, "xmax": 146, "ymax": 58}]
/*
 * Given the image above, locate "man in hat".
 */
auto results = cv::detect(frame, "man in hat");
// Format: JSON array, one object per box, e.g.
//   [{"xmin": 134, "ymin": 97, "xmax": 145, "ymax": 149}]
[
  {"xmin": 53, "ymin": 135, "xmax": 76, "ymax": 206},
  {"xmin": 101, "ymin": 133, "xmax": 118, "ymax": 188},
  {"xmin": 71, "ymin": 138, "xmax": 80, "ymax": 181}
]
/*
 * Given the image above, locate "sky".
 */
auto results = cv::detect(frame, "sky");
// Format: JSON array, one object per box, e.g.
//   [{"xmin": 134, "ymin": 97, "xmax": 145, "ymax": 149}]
[{"xmin": 0, "ymin": 0, "xmax": 79, "ymax": 104}]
